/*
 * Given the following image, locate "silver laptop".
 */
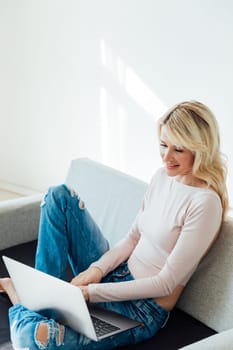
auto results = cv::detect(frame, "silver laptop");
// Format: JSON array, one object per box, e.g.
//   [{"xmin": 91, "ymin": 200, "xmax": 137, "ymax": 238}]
[{"xmin": 3, "ymin": 256, "xmax": 140, "ymax": 341}]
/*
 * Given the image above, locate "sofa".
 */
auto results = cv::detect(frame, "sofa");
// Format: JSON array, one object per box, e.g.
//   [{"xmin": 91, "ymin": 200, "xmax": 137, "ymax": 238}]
[{"xmin": 0, "ymin": 158, "xmax": 233, "ymax": 349}]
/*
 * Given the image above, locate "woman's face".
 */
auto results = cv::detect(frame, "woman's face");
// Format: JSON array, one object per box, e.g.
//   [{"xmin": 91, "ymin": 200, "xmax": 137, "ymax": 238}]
[{"xmin": 160, "ymin": 125, "xmax": 195, "ymax": 182}]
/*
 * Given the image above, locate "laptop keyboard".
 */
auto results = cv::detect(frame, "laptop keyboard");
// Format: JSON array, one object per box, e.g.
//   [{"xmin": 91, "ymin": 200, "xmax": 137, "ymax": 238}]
[{"xmin": 91, "ymin": 316, "xmax": 120, "ymax": 337}]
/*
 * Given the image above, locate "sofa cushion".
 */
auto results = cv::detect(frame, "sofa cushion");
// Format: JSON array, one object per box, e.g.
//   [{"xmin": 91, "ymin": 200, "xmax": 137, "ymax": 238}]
[
  {"xmin": 180, "ymin": 328, "xmax": 233, "ymax": 349},
  {"xmin": 0, "ymin": 293, "xmax": 11, "ymax": 349},
  {"xmin": 0, "ymin": 195, "xmax": 42, "ymax": 251},
  {"xmin": 65, "ymin": 158, "xmax": 147, "ymax": 247},
  {"xmin": 178, "ymin": 217, "xmax": 233, "ymax": 332}
]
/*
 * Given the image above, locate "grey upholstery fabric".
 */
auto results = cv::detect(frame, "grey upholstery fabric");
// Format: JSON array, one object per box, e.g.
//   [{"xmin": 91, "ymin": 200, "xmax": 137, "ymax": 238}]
[
  {"xmin": 0, "ymin": 194, "xmax": 42, "ymax": 250},
  {"xmin": 178, "ymin": 217, "xmax": 233, "ymax": 332}
]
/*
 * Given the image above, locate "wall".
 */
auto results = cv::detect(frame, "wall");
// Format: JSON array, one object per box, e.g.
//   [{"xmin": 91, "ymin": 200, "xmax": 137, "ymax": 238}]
[
  {"xmin": 0, "ymin": 0, "xmax": 81, "ymax": 190},
  {"xmin": 0, "ymin": 0, "xmax": 232, "ymax": 208}
]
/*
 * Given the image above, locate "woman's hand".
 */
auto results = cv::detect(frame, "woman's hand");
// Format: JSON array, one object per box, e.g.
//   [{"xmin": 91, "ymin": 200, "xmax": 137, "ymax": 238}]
[
  {"xmin": 79, "ymin": 286, "xmax": 89, "ymax": 301},
  {"xmin": 70, "ymin": 266, "xmax": 103, "ymax": 302},
  {"xmin": 70, "ymin": 266, "xmax": 103, "ymax": 287}
]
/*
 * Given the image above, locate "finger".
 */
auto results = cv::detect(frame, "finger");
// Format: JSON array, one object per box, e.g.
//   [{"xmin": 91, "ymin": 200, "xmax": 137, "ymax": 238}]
[
  {"xmin": 71, "ymin": 274, "xmax": 89, "ymax": 285},
  {"xmin": 70, "ymin": 278, "xmax": 85, "ymax": 286}
]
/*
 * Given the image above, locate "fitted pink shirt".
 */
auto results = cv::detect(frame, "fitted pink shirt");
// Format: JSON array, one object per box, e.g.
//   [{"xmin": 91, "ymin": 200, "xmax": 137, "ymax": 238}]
[{"xmin": 88, "ymin": 167, "xmax": 222, "ymax": 303}]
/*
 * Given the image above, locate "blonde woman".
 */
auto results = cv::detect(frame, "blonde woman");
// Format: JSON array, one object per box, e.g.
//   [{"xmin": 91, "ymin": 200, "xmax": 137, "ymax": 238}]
[{"xmin": 0, "ymin": 101, "xmax": 228, "ymax": 349}]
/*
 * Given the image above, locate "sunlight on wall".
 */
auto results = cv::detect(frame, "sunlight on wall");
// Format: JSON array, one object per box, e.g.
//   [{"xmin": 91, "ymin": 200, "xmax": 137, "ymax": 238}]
[
  {"xmin": 100, "ymin": 87, "xmax": 109, "ymax": 163},
  {"xmin": 100, "ymin": 87, "xmax": 128, "ymax": 170},
  {"xmin": 100, "ymin": 39, "xmax": 166, "ymax": 119},
  {"xmin": 125, "ymin": 68, "xmax": 166, "ymax": 118},
  {"xmin": 100, "ymin": 38, "xmax": 166, "ymax": 175}
]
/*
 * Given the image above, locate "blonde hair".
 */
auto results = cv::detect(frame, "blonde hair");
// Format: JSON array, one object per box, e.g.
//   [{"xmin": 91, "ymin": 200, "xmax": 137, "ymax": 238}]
[{"xmin": 158, "ymin": 100, "xmax": 229, "ymax": 220}]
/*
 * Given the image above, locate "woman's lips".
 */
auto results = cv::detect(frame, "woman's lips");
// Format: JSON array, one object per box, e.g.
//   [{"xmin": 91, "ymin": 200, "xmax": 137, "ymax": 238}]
[{"xmin": 166, "ymin": 164, "xmax": 179, "ymax": 170}]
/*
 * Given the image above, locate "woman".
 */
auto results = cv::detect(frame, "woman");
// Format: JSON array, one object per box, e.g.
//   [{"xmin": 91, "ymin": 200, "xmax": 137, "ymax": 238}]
[{"xmin": 0, "ymin": 100, "xmax": 228, "ymax": 349}]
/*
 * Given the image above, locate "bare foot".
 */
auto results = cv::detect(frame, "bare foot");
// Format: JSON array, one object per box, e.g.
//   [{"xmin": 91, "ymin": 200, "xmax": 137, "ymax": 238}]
[
  {"xmin": 0, "ymin": 278, "xmax": 20, "ymax": 305},
  {"xmin": 0, "ymin": 277, "xmax": 11, "ymax": 292}
]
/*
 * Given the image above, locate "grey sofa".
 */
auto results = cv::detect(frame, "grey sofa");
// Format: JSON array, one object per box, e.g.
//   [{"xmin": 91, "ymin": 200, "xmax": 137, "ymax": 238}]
[{"xmin": 1, "ymin": 158, "xmax": 233, "ymax": 349}]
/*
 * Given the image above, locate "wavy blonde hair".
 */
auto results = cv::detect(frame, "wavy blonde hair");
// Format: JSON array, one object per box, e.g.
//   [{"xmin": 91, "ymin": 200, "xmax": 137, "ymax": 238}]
[{"xmin": 158, "ymin": 100, "xmax": 228, "ymax": 220}]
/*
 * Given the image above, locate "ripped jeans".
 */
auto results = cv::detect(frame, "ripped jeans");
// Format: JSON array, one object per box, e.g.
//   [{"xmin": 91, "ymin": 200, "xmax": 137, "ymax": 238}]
[{"xmin": 9, "ymin": 184, "xmax": 169, "ymax": 350}]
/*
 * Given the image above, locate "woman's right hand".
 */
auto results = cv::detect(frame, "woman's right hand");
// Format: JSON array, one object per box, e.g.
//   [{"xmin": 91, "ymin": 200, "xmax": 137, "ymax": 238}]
[{"xmin": 70, "ymin": 266, "xmax": 103, "ymax": 287}]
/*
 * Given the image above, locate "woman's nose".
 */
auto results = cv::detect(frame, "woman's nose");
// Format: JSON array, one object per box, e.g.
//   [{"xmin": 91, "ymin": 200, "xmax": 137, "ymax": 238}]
[{"xmin": 162, "ymin": 148, "xmax": 174, "ymax": 161}]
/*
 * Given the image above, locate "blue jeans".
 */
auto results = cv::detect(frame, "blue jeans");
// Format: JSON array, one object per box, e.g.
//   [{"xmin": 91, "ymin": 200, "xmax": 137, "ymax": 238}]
[{"xmin": 9, "ymin": 185, "xmax": 169, "ymax": 349}]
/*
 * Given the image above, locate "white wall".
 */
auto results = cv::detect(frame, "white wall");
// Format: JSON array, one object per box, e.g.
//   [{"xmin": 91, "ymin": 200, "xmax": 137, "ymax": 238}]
[
  {"xmin": 0, "ymin": 0, "xmax": 232, "ymax": 208},
  {"xmin": 0, "ymin": 0, "xmax": 81, "ymax": 190}
]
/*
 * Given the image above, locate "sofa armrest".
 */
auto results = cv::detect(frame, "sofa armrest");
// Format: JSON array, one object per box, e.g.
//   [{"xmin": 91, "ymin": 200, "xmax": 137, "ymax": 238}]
[
  {"xmin": 0, "ymin": 194, "xmax": 43, "ymax": 250},
  {"xmin": 180, "ymin": 328, "xmax": 233, "ymax": 349}
]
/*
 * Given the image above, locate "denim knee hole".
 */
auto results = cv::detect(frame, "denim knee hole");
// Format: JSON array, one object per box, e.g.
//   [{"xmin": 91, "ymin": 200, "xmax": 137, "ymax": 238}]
[
  {"xmin": 35, "ymin": 321, "xmax": 64, "ymax": 349},
  {"xmin": 69, "ymin": 187, "xmax": 85, "ymax": 209}
]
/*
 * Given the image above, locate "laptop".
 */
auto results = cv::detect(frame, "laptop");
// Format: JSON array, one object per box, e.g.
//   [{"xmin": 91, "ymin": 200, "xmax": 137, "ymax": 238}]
[{"xmin": 2, "ymin": 256, "xmax": 140, "ymax": 341}]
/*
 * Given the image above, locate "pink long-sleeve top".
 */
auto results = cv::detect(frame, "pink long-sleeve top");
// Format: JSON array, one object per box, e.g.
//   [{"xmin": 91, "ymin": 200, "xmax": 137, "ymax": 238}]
[{"xmin": 88, "ymin": 167, "xmax": 222, "ymax": 303}]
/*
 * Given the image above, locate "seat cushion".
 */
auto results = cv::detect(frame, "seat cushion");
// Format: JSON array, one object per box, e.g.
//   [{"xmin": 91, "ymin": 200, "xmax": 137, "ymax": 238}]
[{"xmin": 0, "ymin": 241, "xmax": 216, "ymax": 350}]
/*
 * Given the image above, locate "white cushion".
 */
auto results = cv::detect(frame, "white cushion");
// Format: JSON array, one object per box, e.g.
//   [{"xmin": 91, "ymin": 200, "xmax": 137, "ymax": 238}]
[{"xmin": 66, "ymin": 158, "xmax": 147, "ymax": 247}]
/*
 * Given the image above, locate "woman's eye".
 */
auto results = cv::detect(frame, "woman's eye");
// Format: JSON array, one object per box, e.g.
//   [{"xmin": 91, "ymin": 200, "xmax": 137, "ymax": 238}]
[
  {"xmin": 175, "ymin": 148, "xmax": 184, "ymax": 153},
  {"xmin": 160, "ymin": 143, "xmax": 167, "ymax": 148}
]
